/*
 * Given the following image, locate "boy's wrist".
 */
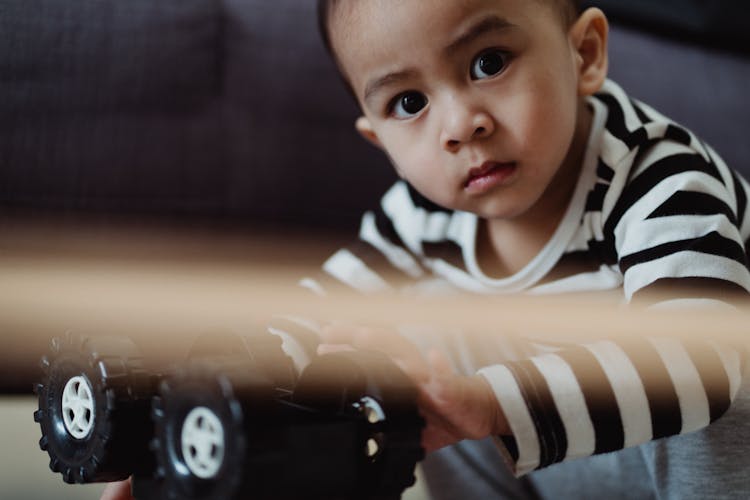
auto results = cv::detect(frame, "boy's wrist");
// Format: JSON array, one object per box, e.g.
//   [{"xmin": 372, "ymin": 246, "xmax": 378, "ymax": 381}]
[{"xmin": 472, "ymin": 374, "xmax": 510, "ymax": 437}]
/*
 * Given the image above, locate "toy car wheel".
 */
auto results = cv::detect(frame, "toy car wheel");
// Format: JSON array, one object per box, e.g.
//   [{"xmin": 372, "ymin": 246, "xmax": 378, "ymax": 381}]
[
  {"xmin": 150, "ymin": 358, "xmax": 283, "ymax": 500},
  {"xmin": 33, "ymin": 334, "xmax": 155, "ymax": 483},
  {"xmin": 292, "ymin": 350, "xmax": 425, "ymax": 499}
]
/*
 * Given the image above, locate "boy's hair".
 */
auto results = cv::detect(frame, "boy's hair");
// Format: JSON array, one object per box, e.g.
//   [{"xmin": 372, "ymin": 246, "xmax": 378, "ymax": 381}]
[{"xmin": 317, "ymin": 0, "xmax": 583, "ymax": 61}]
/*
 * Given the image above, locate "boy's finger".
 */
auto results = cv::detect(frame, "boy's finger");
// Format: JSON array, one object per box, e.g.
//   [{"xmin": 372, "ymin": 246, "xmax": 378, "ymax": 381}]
[
  {"xmin": 317, "ymin": 343, "xmax": 356, "ymax": 355},
  {"xmin": 323, "ymin": 323, "xmax": 415, "ymax": 355},
  {"xmin": 320, "ymin": 322, "xmax": 362, "ymax": 344},
  {"xmin": 321, "ymin": 323, "xmax": 430, "ymax": 380},
  {"xmin": 427, "ymin": 348, "xmax": 454, "ymax": 377},
  {"xmin": 100, "ymin": 479, "xmax": 133, "ymax": 500},
  {"xmin": 390, "ymin": 356, "xmax": 431, "ymax": 384}
]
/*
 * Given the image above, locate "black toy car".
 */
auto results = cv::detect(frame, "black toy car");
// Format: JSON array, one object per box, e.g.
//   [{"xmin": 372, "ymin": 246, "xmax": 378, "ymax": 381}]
[{"xmin": 34, "ymin": 331, "xmax": 424, "ymax": 499}]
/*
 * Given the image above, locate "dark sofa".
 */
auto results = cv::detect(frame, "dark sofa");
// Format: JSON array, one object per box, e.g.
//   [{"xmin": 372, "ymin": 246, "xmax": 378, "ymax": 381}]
[
  {"xmin": 1, "ymin": 0, "xmax": 749, "ymax": 232},
  {"xmin": 0, "ymin": 0, "xmax": 395, "ymax": 231}
]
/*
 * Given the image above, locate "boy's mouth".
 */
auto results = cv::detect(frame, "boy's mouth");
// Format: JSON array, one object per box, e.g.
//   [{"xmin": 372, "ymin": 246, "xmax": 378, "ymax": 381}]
[{"xmin": 464, "ymin": 161, "xmax": 517, "ymax": 192}]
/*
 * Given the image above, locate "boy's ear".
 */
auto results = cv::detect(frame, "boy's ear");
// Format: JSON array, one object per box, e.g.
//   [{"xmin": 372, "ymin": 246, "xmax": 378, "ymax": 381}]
[
  {"xmin": 355, "ymin": 116, "xmax": 384, "ymax": 150},
  {"xmin": 356, "ymin": 116, "xmax": 406, "ymax": 179},
  {"xmin": 570, "ymin": 8, "xmax": 609, "ymax": 96}
]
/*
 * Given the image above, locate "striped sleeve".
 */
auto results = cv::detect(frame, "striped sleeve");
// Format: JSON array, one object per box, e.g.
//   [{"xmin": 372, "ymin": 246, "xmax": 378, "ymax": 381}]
[
  {"xmin": 607, "ymin": 143, "xmax": 750, "ymax": 303},
  {"xmin": 479, "ymin": 336, "xmax": 743, "ymax": 476},
  {"xmin": 597, "ymin": 83, "xmax": 750, "ymax": 303}
]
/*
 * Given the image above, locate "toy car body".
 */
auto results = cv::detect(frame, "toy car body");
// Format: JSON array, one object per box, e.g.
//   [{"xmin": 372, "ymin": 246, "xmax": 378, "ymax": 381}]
[{"xmin": 34, "ymin": 332, "xmax": 424, "ymax": 499}]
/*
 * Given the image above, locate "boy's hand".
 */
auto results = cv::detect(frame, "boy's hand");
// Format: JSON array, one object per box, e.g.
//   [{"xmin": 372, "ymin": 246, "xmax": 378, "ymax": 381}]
[
  {"xmin": 319, "ymin": 323, "xmax": 509, "ymax": 452},
  {"xmin": 100, "ymin": 478, "xmax": 133, "ymax": 500}
]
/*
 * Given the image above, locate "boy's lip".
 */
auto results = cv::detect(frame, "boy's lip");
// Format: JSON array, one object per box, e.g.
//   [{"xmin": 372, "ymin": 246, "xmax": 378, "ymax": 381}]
[{"xmin": 464, "ymin": 161, "xmax": 517, "ymax": 193}]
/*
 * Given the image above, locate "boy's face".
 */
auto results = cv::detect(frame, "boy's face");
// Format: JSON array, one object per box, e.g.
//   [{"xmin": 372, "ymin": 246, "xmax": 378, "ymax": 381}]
[{"xmin": 330, "ymin": 0, "xmax": 604, "ymax": 221}]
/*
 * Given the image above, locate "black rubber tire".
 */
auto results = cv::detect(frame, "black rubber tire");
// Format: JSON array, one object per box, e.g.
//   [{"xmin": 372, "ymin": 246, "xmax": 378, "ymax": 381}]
[
  {"xmin": 33, "ymin": 333, "xmax": 155, "ymax": 483},
  {"xmin": 149, "ymin": 357, "xmax": 285, "ymax": 500},
  {"xmin": 187, "ymin": 329, "xmax": 296, "ymax": 391},
  {"xmin": 292, "ymin": 350, "xmax": 425, "ymax": 499}
]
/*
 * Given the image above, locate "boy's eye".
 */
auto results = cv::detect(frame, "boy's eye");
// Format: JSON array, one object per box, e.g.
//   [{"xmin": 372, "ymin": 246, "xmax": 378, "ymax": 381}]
[
  {"xmin": 470, "ymin": 50, "xmax": 510, "ymax": 80},
  {"xmin": 390, "ymin": 91, "xmax": 428, "ymax": 118}
]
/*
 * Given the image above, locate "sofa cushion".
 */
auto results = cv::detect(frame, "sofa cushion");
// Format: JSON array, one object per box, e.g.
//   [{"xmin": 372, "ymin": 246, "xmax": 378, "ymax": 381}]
[
  {"xmin": 220, "ymin": 0, "xmax": 395, "ymax": 228},
  {"xmin": 0, "ymin": 0, "xmax": 228, "ymax": 216},
  {"xmin": 587, "ymin": 0, "xmax": 750, "ymax": 52},
  {"xmin": 0, "ymin": 0, "xmax": 221, "ymax": 114}
]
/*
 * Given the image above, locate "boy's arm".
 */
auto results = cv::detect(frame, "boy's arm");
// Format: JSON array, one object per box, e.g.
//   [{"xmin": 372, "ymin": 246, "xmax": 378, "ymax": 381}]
[{"xmin": 481, "ymin": 139, "xmax": 750, "ymax": 475}]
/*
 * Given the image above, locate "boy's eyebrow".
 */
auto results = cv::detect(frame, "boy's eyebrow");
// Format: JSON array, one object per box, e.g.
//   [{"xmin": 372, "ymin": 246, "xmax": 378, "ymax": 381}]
[
  {"xmin": 444, "ymin": 15, "xmax": 517, "ymax": 55},
  {"xmin": 363, "ymin": 69, "xmax": 419, "ymax": 105}
]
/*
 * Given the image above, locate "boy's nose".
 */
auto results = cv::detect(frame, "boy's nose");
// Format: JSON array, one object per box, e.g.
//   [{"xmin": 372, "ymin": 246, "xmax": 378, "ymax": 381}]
[{"xmin": 440, "ymin": 101, "xmax": 494, "ymax": 153}]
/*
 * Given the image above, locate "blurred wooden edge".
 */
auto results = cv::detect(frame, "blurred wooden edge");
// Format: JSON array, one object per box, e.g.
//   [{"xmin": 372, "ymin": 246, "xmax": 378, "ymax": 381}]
[
  {"xmin": 1, "ymin": 256, "xmax": 747, "ymax": 348},
  {"xmin": 1, "ymin": 219, "xmax": 748, "ymax": 391}
]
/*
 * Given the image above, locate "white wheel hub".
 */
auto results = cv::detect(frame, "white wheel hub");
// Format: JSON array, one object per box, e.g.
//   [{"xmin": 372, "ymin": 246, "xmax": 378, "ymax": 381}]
[
  {"xmin": 353, "ymin": 396, "xmax": 386, "ymax": 459},
  {"xmin": 181, "ymin": 407, "xmax": 225, "ymax": 479},
  {"xmin": 61, "ymin": 375, "xmax": 95, "ymax": 439}
]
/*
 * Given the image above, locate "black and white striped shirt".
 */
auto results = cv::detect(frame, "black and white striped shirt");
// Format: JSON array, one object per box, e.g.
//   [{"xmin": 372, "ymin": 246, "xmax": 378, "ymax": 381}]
[{"xmin": 295, "ymin": 80, "xmax": 750, "ymax": 475}]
